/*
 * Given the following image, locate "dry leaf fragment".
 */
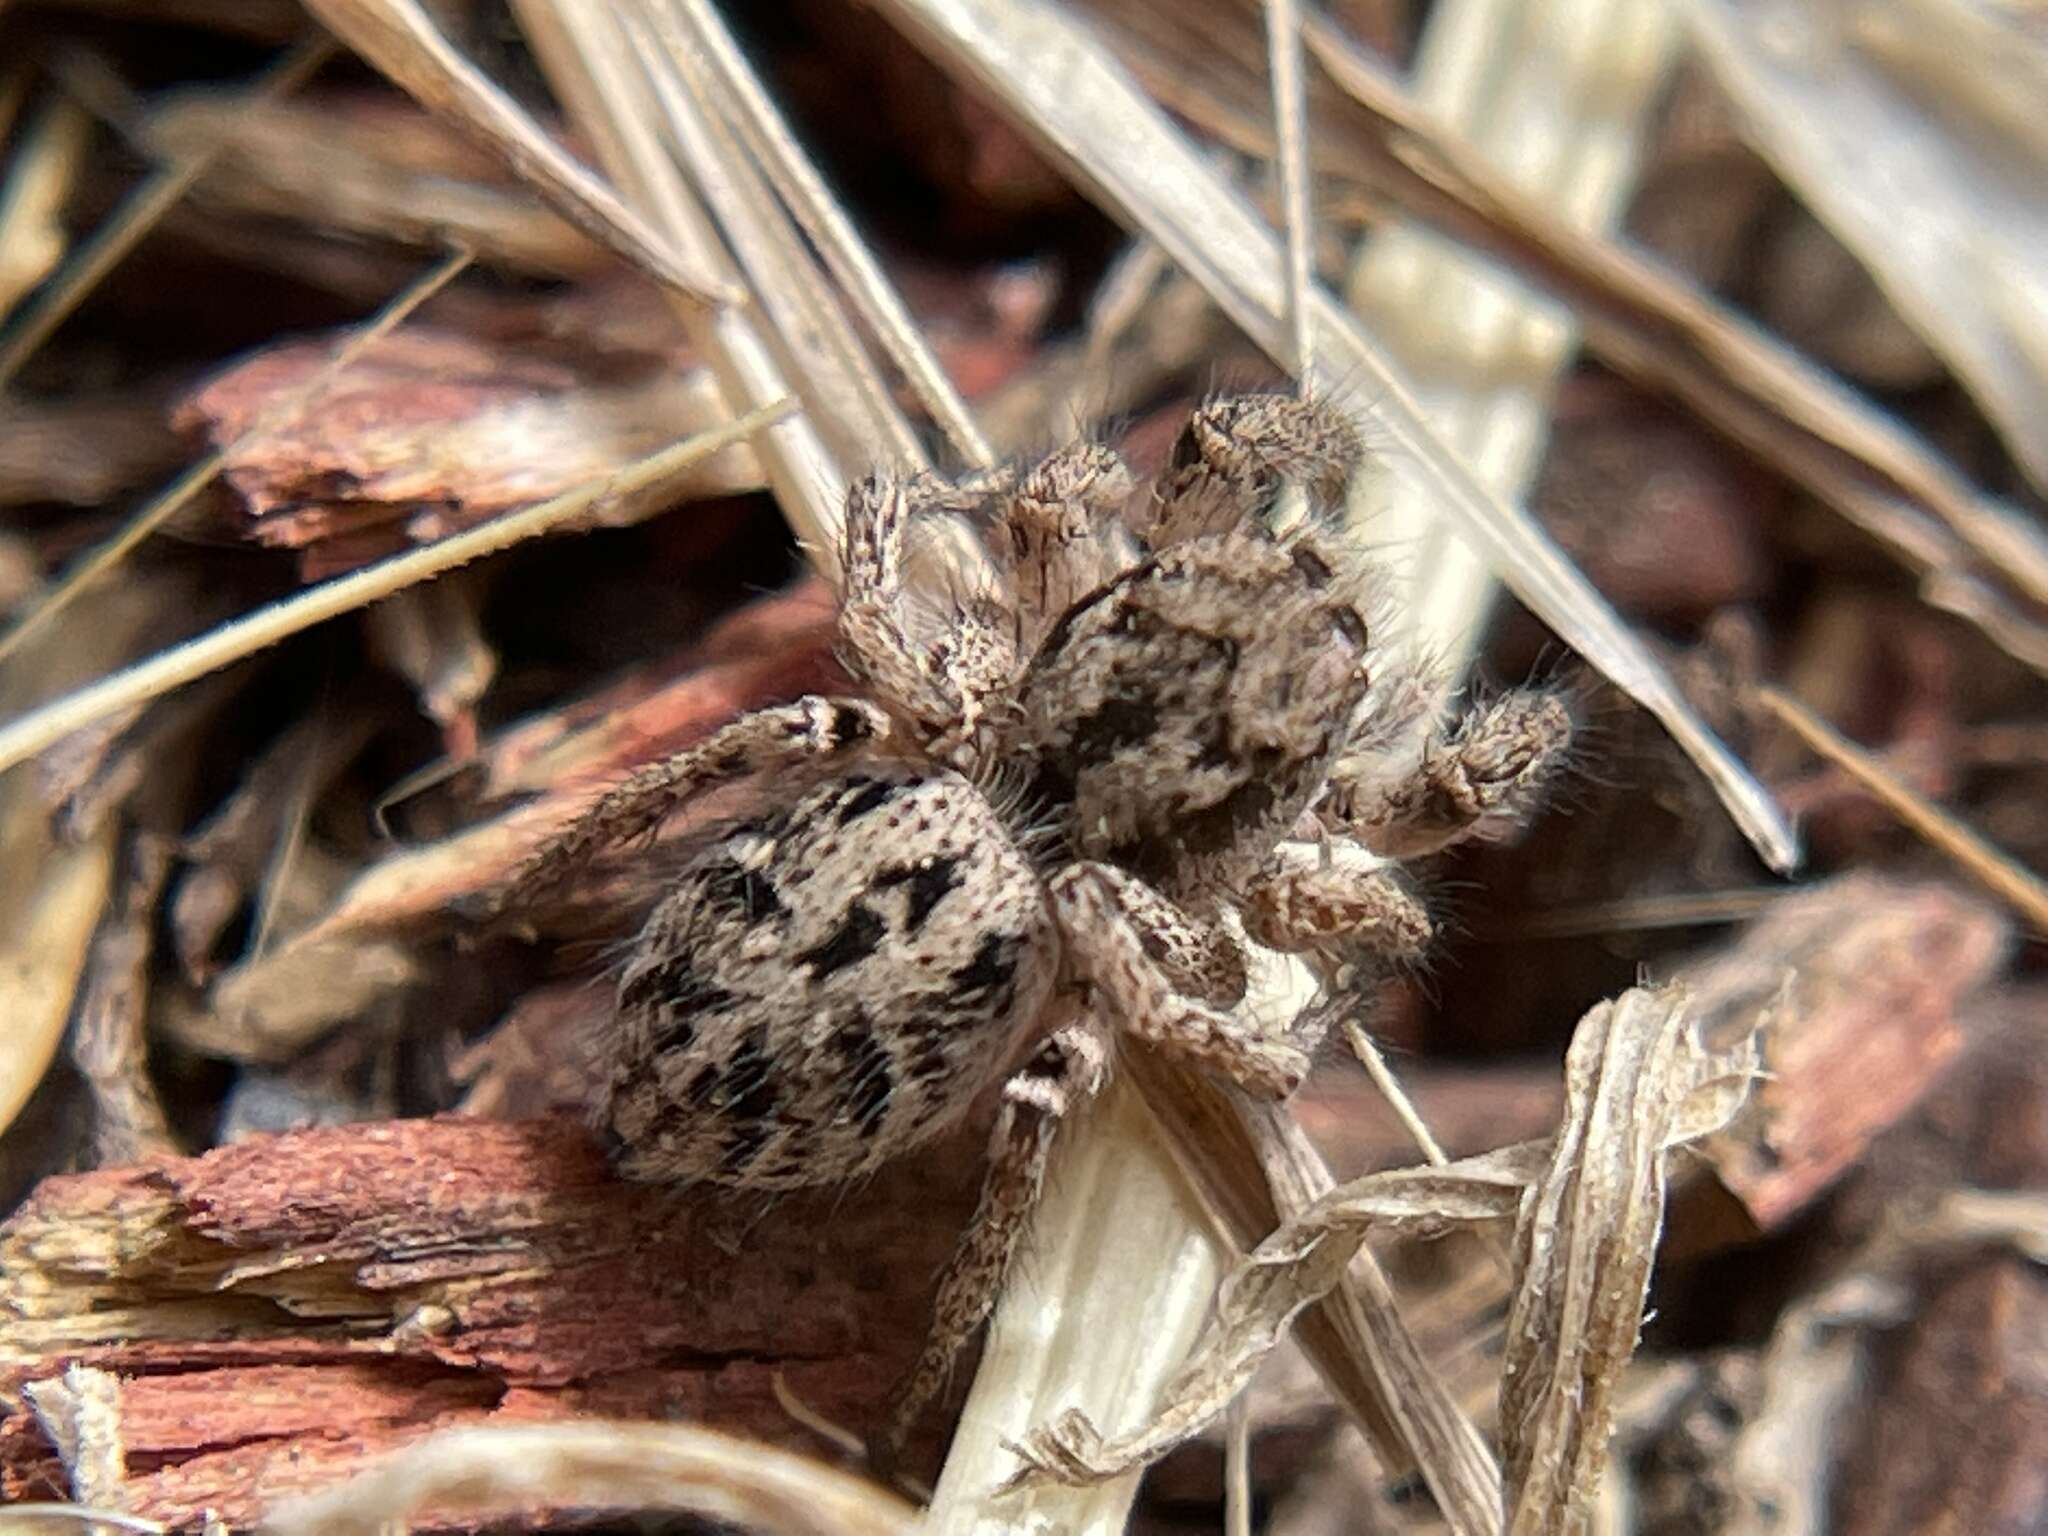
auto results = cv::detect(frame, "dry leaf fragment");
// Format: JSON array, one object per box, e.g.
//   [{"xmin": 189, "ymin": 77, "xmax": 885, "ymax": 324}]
[
  {"xmin": 1682, "ymin": 874, "xmax": 2010, "ymax": 1234},
  {"xmin": 68, "ymin": 837, "xmax": 176, "ymax": 1167},
  {"xmin": 0, "ymin": 94, "xmax": 91, "ymax": 316},
  {"xmin": 1006, "ymin": 983, "xmax": 1765, "ymax": 1533},
  {"xmin": 1499, "ymin": 988, "xmax": 1764, "ymax": 1536}
]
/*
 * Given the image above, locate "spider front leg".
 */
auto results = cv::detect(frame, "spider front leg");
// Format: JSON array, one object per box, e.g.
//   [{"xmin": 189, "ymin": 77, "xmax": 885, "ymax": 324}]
[
  {"xmin": 1000, "ymin": 441, "xmax": 1135, "ymax": 641},
  {"xmin": 840, "ymin": 471, "xmax": 1018, "ymax": 768},
  {"xmin": 877, "ymin": 1016, "xmax": 1110, "ymax": 1466},
  {"xmin": 1323, "ymin": 686, "xmax": 1573, "ymax": 861},
  {"xmin": 494, "ymin": 695, "xmax": 889, "ymax": 909},
  {"xmin": 1050, "ymin": 862, "xmax": 1307, "ymax": 1097},
  {"xmin": 1239, "ymin": 837, "xmax": 1434, "ymax": 981},
  {"xmin": 1144, "ymin": 393, "xmax": 1364, "ymax": 547}
]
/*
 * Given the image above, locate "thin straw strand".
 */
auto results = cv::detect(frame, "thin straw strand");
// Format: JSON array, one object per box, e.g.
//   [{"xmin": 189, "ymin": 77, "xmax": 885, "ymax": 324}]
[
  {"xmin": 1264, "ymin": 0, "xmax": 1315, "ymax": 383},
  {"xmin": 0, "ymin": 37, "xmax": 335, "ymax": 388},
  {"xmin": 1757, "ymin": 685, "xmax": 2048, "ymax": 932},
  {"xmin": 0, "ymin": 398, "xmax": 795, "ymax": 776},
  {"xmin": 0, "ymin": 246, "xmax": 473, "ymax": 668},
  {"xmin": 661, "ymin": 0, "xmax": 994, "ymax": 468}
]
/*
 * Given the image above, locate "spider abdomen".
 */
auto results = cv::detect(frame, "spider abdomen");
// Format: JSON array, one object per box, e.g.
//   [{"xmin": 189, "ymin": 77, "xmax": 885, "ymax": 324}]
[{"xmin": 601, "ymin": 766, "xmax": 1058, "ymax": 1190}]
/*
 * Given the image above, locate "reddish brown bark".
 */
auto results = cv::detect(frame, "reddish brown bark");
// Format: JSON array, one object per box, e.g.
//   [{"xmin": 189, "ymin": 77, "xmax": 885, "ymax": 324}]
[{"xmin": 0, "ymin": 1114, "xmax": 978, "ymax": 1529}]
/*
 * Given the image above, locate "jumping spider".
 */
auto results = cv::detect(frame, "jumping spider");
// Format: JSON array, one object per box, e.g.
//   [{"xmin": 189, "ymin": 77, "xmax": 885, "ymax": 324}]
[{"xmin": 497, "ymin": 394, "xmax": 1570, "ymax": 1453}]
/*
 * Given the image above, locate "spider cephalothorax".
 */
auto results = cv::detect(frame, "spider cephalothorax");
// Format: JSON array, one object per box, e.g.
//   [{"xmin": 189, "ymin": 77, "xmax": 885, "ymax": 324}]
[{"xmin": 497, "ymin": 393, "xmax": 1571, "ymax": 1448}]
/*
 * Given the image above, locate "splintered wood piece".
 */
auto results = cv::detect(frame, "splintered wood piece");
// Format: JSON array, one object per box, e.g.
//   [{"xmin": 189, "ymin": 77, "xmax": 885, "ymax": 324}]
[
  {"xmin": 176, "ymin": 327, "xmax": 764, "ymax": 577},
  {"xmin": 0, "ymin": 1114, "xmax": 976, "ymax": 1529},
  {"xmin": 1683, "ymin": 874, "xmax": 2010, "ymax": 1234}
]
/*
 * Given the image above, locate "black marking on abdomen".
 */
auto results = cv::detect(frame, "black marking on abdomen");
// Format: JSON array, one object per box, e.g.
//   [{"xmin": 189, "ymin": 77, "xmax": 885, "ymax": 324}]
[
  {"xmin": 946, "ymin": 931, "xmax": 1018, "ymax": 1014},
  {"xmin": 686, "ymin": 1061, "xmax": 723, "ymax": 1108},
  {"xmin": 906, "ymin": 1020, "xmax": 953, "ymax": 1082},
  {"xmin": 698, "ymin": 858, "xmax": 788, "ymax": 922},
  {"xmin": 1289, "ymin": 545, "xmax": 1333, "ymax": 585},
  {"xmin": 833, "ymin": 775, "xmax": 896, "ymax": 825},
  {"xmin": 716, "ymin": 1025, "xmax": 781, "ymax": 1174},
  {"xmin": 829, "ymin": 703, "xmax": 876, "ymax": 742},
  {"xmin": 795, "ymin": 902, "xmax": 885, "ymax": 978},
  {"xmin": 832, "ymin": 1014, "xmax": 896, "ymax": 1138},
  {"xmin": 1331, "ymin": 603, "xmax": 1368, "ymax": 650},
  {"xmin": 1066, "ymin": 696, "xmax": 1161, "ymax": 767},
  {"xmin": 722, "ymin": 1118, "xmax": 774, "ymax": 1175},
  {"xmin": 620, "ymin": 953, "xmax": 736, "ymax": 1021},
  {"xmin": 874, "ymin": 855, "xmax": 963, "ymax": 930},
  {"xmin": 1178, "ymin": 776, "xmax": 1281, "ymax": 857}
]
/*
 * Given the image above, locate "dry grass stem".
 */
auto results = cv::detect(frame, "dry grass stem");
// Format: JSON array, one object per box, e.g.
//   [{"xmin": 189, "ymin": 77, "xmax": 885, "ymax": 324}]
[
  {"xmin": 656, "ymin": 0, "xmax": 994, "ymax": 468},
  {"xmin": 1009, "ymin": 985, "xmax": 1765, "ymax": 1536},
  {"xmin": 0, "ymin": 398, "xmax": 795, "ymax": 777},
  {"xmin": 621, "ymin": 7, "xmax": 922, "ymax": 473},
  {"xmin": 0, "ymin": 1507, "xmax": 166, "ymax": 1533},
  {"xmin": 920, "ymin": 1076, "xmax": 1228, "ymax": 1532},
  {"xmin": 0, "ymin": 245, "xmax": 474, "ymax": 668},
  {"xmin": 1307, "ymin": 12, "xmax": 2048, "ymax": 670},
  {"xmin": 259, "ymin": 1422, "xmax": 919, "ymax": 1536},
  {"xmin": 0, "ymin": 38, "xmax": 335, "ymax": 389},
  {"xmin": 1221, "ymin": 1077, "xmax": 1507, "ymax": 1536},
  {"xmin": 1263, "ymin": 0, "xmax": 1313, "ymax": 381},
  {"xmin": 511, "ymin": 0, "xmax": 852, "ymax": 563},
  {"xmin": 1103, "ymin": 0, "xmax": 2048, "ymax": 674},
  {"xmin": 1677, "ymin": 0, "xmax": 2048, "ymax": 495},
  {"xmin": 299, "ymin": 0, "xmax": 739, "ymax": 312},
  {"xmin": 1224, "ymin": 1393, "xmax": 1252, "ymax": 1536},
  {"xmin": 1342, "ymin": 1019, "xmax": 1450, "ymax": 1168},
  {"xmin": 892, "ymin": 3, "xmax": 1735, "ymax": 1528},
  {"xmin": 142, "ymin": 96, "xmax": 603, "ymax": 277},
  {"xmin": 4, "ymin": 5, "xmax": 2036, "ymax": 1532},
  {"xmin": 1327, "ymin": 0, "xmax": 1683, "ymax": 670},
  {"xmin": 1757, "ymin": 685, "xmax": 2048, "ymax": 933}
]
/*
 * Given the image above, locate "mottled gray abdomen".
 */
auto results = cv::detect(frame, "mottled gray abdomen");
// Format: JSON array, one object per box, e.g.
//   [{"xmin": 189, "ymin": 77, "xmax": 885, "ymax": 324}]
[{"xmin": 601, "ymin": 766, "xmax": 1058, "ymax": 1190}]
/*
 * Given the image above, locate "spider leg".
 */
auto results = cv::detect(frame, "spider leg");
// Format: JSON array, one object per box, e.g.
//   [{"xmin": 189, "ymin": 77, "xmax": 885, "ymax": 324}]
[
  {"xmin": 839, "ymin": 471, "xmax": 956, "ymax": 731},
  {"xmin": 1240, "ymin": 836, "xmax": 1434, "ymax": 980},
  {"xmin": 1085, "ymin": 863, "xmax": 1248, "ymax": 1007},
  {"xmin": 840, "ymin": 470, "xmax": 1021, "ymax": 769},
  {"xmin": 1001, "ymin": 441, "xmax": 1135, "ymax": 644},
  {"xmin": 1322, "ymin": 686, "xmax": 1573, "ymax": 860},
  {"xmin": 1051, "ymin": 862, "xmax": 1307, "ymax": 1097},
  {"xmin": 876, "ymin": 1015, "xmax": 1110, "ymax": 1466},
  {"xmin": 494, "ymin": 695, "xmax": 889, "ymax": 909},
  {"xmin": 1144, "ymin": 393, "xmax": 1363, "ymax": 547}
]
